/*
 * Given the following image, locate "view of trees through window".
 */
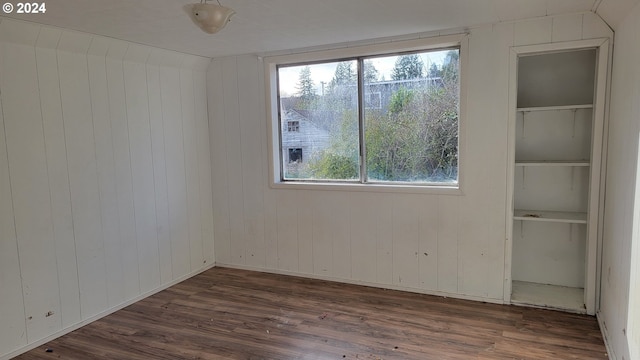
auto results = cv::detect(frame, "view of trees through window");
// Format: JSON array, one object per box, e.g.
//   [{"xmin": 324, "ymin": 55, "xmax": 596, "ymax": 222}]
[{"xmin": 278, "ymin": 48, "xmax": 459, "ymax": 184}]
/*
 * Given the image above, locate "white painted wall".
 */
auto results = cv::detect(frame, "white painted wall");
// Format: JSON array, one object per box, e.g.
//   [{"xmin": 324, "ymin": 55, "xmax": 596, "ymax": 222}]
[
  {"xmin": 208, "ymin": 13, "xmax": 611, "ymax": 304},
  {"xmin": 0, "ymin": 11, "xmax": 618, "ymax": 360},
  {"xmin": 600, "ymin": 2, "xmax": 640, "ymax": 359},
  {"xmin": 0, "ymin": 19, "xmax": 214, "ymax": 358}
]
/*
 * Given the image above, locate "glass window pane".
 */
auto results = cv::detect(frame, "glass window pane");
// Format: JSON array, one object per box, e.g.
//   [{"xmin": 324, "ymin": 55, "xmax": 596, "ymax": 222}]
[
  {"xmin": 363, "ymin": 49, "xmax": 459, "ymax": 183},
  {"xmin": 278, "ymin": 61, "xmax": 360, "ymax": 180}
]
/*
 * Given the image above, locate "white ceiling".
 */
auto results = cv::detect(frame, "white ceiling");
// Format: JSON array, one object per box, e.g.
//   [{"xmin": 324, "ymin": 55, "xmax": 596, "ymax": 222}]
[{"xmin": 1, "ymin": 0, "xmax": 638, "ymax": 58}]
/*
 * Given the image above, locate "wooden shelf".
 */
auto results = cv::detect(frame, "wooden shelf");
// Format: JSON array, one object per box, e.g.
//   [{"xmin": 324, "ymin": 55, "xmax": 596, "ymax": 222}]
[
  {"xmin": 511, "ymin": 281, "xmax": 585, "ymax": 313},
  {"xmin": 515, "ymin": 160, "xmax": 589, "ymax": 167},
  {"xmin": 513, "ymin": 209, "xmax": 587, "ymax": 224},
  {"xmin": 517, "ymin": 104, "xmax": 593, "ymax": 112}
]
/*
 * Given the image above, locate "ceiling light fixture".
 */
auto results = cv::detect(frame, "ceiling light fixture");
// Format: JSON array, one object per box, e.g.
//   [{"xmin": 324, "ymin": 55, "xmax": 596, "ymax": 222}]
[{"xmin": 185, "ymin": 0, "xmax": 235, "ymax": 34}]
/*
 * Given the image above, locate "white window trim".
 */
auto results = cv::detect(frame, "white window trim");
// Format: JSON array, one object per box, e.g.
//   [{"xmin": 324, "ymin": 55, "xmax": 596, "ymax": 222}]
[{"xmin": 264, "ymin": 34, "xmax": 468, "ymax": 195}]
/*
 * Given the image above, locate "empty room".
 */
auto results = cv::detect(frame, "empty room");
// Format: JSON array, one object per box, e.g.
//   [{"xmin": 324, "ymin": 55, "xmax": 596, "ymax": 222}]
[{"xmin": 1, "ymin": 0, "xmax": 639, "ymax": 359}]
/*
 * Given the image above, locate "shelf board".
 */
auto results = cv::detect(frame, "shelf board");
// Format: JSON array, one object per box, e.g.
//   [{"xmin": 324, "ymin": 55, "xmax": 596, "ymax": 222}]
[
  {"xmin": 515, "ymin": 160, "xmax": 590, "ymax": 167},
  {"xmin": 513, "ymin": 209, "xmax": 587, "ymax": 224},
  {"xmin": 511, "ymin": 281, "xmax": 585, "ymax": 314},
  {"xmin": 517, "ymin": 104, "xmax": 593, "ymax": 112}
]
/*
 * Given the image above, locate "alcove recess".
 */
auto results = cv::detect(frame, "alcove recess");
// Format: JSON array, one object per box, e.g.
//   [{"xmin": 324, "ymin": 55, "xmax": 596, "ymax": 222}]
[{"xmin": 511, "ymin": 48, "xmax": 597, "ymax": 313}]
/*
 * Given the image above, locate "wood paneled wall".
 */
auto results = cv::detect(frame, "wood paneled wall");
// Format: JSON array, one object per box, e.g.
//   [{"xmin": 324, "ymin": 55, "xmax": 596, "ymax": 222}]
[
  {"xmin": 0, "ymin": 11, "xmax": 617, "ymax": 360},
  {"xmin": 600, "ymin": 2, "xmax": 640, "ymax": 360},
  {"xmin": 0, "ymin": 19, "xmax": 214, "ymax": 358},
  {"xmin": 207, "ymin": 13, "xmax": 612, "ymax": 305}
]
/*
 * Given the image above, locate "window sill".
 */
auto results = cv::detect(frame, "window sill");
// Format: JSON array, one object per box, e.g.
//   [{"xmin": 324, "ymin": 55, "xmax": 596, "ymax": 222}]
[{"xmin": 270, "ymin": 180, "xmax": 463, "ymax": 195}]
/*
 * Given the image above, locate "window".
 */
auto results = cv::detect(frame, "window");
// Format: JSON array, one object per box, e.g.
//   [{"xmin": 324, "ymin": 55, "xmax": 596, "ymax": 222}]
[
  {"xmin": 287, "ymin": 120, "xmax": 300, "ymax": 132},
  {"xmin": 288, "ymin": 148, "xmax": 302, "ymax": 163},
  {"xmin": 268, "ymin": 36, "xmax": 464, "ymax": 189}
]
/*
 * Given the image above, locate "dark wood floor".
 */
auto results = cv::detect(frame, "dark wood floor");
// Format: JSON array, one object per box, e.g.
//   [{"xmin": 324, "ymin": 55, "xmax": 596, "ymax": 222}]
[{"xmin": 16, "ymin": 267, "xmax": 608, "ymax": 359}]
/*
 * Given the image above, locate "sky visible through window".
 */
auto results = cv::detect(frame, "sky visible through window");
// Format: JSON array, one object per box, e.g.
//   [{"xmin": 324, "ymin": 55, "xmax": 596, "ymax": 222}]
[{"xmin": 278, "ymin": 50, "xmax": 449, "ymax": 96}]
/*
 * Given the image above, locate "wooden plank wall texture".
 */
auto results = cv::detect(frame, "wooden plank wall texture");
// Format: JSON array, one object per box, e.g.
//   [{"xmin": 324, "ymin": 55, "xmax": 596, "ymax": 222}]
[
  {"xmin": 207, "ymin": 12, "xmax": 612, "ymax": 307},
  {"xmin": 0, "ymin": 19, "xmax": 214, "ymax": 358},
  {"xmin": 0, "ymin": 11, "xmax": 616, "ymax": 360},
  {"xmin": 600, "ymin": 2, "xmax": 640, "ymax": 360}
]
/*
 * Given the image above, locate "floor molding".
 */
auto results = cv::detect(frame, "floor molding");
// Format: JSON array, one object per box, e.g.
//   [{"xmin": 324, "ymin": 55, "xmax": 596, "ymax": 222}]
[
  {"xmin": 216, "ymin": 262, "xmax": 505, "ymax": 306},
  {"xmin": 597, "ymin": 311, "xmax": 617, "ymax": 360}
]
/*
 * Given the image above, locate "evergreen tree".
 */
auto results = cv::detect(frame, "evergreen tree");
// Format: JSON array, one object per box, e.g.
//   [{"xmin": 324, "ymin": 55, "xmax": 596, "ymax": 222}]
[
  {"xmin": 442, "ymin": 50, "xmax": 459, "ymax": 82},
  {"xmin": 428, "ymin": 63, "xmax": 441, "ymax": 78},
  {"xmin": 313, "ymin": 51, "xmax": 460, "ymax": 182},
  {"xmin": 296, "ymin": 65, "xmax": 316, "ymax": 100},
  {"xmin": 326, "ymin": 61, "xmax": 356, "ymax": 111},
  {"xmin": 444, "ymin": 50, "xmax": 459, "ymax": 64},
  {"xmin": 331, "ymin": 61, "xmax": 356, "ymax": 86},
  {"xmin": 364, "ymin": 60, "xmax": 379, "ymax": 83},
  {"xmin": 391, "ymin": 54, "xmax": 424, "ymax": 80}
]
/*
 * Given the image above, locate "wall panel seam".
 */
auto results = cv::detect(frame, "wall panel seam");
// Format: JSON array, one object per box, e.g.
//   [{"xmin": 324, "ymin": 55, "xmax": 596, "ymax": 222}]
[
  {"xmin": 54, "ymin": 34, "xmax": 82, "ymax": 321},
  {"xmin": 85, "ymin": 34, "xmax": 111, "ymax": 309},
  {"xmin": 121, "ymin": 51, "xmax": 142, "ymax": 292},
  {"xmin": 0, "ymin": 40, "xmax": 28, "ymax": 345}
]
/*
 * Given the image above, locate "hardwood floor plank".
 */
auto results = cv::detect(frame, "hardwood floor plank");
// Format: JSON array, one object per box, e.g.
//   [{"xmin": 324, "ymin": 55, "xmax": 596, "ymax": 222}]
[{"xmin": 15, "ymin": 267, "xmax": 607, "ymax": 359}]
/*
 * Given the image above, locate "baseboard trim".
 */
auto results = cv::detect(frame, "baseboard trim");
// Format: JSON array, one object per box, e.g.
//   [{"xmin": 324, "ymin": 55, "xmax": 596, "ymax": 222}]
[
  {"xmin": 216, "ymin": 262, "xmax": 505, "ymax": 306},
  {"xmin": 597, "ymin": 311, "xmax": 616, "ymax": 360},
  {"xmin": 1, "ymin": 262, "xmax": 217, "ymax": 360},
  {"xmin": 5, "ymin": 262, "xmax": 610, "ymax": 359}
]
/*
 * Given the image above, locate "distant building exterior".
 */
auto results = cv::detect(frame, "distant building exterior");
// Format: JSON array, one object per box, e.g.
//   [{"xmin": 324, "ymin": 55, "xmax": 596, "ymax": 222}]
[
  {"xmin": 279, "ymin": 77, "xmax": 442, "ymax": 170},
  {"xmin": 364, "ymin": 77, "xmax": 442, "ymax": 113},
  {"xmin": 280, "ymin": 108, "xmax": 330, "ymax": 166}
]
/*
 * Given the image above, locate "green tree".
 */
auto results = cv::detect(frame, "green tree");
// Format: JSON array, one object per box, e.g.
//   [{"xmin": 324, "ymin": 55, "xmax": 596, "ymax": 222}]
[
  {"xmin": 308, "ymin": 110, "xmax": 359, "ymax": 179},
  {"xmin": 308, "ymin": 152, "xmax": 358, "ymax": 179},
  {"xmin": 366, "ymin": 51, "xmax": 459, "ymax": 182},
  {"xmin": 331, "ymin": 61, "xmax": 356, "ymax": 86},
  {"xmin": 428, "ymin": 63, "xmax": 441, "ymax": 78},
  {"xmin": 442, "ymin": 50, "xmax": 459, "ymax": 82},
  {"xmin": 388, "ymin": 87, "xmax": 415, "ymax": 114},
  {"xmin": 326, "ymin": 61, "xmax": 357, "ymax": 113},
  {"xmin": 364, "ymin": 60, "xmax": 379, "ymax": 83},
  {"xmin": 365, "ymin": 79, "xmax": 458, "ymax": 182},
  {"xmin": 308, "ymin": 50, "xmax": 460, "ymax": 183},
  {"xmin": 391, "ymin": 54, "xmax": 424, "ymax": 80},
  {"xmin": 296, "ymin": 65, "xmax": 316, "ymax": 104}
]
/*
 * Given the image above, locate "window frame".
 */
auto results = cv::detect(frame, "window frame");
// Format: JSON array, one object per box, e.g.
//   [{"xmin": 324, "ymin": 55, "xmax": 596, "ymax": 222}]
[{"xmin": 265, "ymin": 34, "xmax": 468, "ymax": 195}]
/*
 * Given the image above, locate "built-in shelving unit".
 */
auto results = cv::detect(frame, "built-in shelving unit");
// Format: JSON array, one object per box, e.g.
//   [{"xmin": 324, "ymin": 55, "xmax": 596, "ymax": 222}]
[{"xmin": 508, "ymin": 44, "xmax": 607, "ymax": 315}]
